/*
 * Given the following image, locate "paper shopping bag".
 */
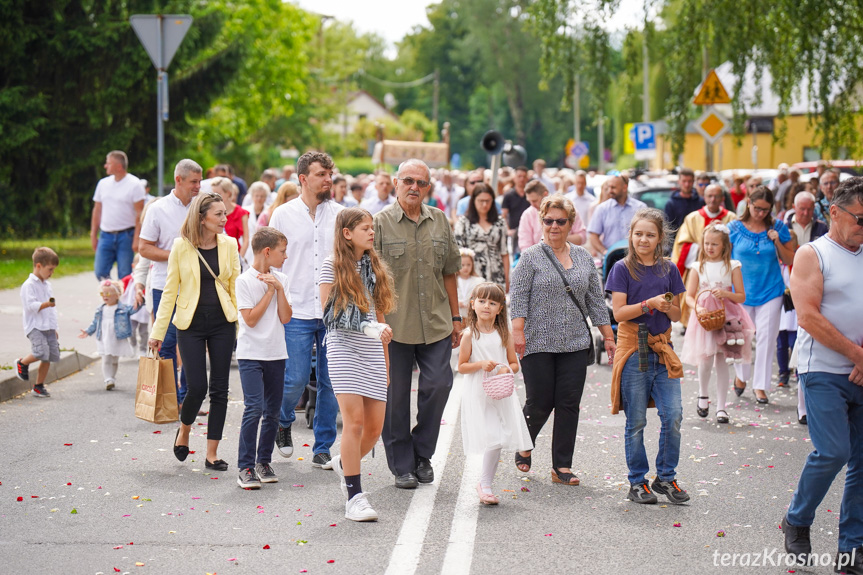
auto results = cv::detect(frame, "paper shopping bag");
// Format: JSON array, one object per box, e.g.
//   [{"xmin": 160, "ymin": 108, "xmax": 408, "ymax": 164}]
[{"xmin": 135, "ymin": 355, "xmax": 179, "ymax": 424}]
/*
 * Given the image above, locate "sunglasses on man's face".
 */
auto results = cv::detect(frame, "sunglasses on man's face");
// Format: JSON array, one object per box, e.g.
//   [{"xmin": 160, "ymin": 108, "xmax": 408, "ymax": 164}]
[
  {"xmin": 468, "ymin": 180, "xmax": 483, "ymax": 185},
  {"xmin": 398, "ymin": 177, "xmax": 430, "ymax": 189},
  {"xmin": 836, "ymin": 203, "xmax": 863, "ymax": 226},
  {"xmin": 542, "ymin": 218, "xmax": 568, "ymax": 227}
]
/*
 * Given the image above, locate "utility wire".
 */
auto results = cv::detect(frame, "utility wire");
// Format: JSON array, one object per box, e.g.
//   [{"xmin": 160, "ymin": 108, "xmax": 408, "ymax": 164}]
[{"xmin": 358, "ymin": 70, "xmax": 435, "ymax": 88}]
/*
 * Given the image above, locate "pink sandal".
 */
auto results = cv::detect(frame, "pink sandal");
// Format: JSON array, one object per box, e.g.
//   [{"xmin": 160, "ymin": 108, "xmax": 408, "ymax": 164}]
[{"xmin": 476, "ymin": 483, "xmax": 499, "ymax": 505}]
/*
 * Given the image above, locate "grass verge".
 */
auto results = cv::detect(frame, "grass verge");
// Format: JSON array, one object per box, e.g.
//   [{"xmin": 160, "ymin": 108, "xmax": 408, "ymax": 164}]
[{"xmin": 0, "ymin": 237, "xmax": 93, "ymax": 290}]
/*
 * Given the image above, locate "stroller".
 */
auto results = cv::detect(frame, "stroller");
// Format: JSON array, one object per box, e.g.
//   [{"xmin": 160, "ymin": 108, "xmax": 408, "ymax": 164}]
[{"xmin": 594, "ymin": 239, "xmax": 628, "ymax": 365}]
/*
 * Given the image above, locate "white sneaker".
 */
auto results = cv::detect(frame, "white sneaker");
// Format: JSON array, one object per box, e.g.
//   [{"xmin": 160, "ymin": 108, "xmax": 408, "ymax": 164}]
[
  {"xmin": 345, "ymin": 492, "xmax": 378, "ymax": 522},
  {"xmin": 332, "ymin": 454, "xmax": 347, "ymax": 497}
]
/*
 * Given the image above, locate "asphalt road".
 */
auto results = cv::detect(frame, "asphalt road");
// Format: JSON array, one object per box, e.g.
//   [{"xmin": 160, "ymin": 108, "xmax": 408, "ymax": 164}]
[{"xmin": 0, "ymin": 339, "xmax": 848, "ymax": 575}]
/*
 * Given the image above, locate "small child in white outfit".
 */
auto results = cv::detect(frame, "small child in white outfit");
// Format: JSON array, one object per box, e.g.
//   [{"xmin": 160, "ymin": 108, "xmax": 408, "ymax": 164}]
[{"xmin": 78, "ymin": 280, "xmax": 142, "ymax": 390}]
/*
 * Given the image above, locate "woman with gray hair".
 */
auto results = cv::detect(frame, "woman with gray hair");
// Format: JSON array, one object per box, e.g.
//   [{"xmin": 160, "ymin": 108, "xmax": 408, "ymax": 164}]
[{"xmin": 509, "ymin": 194, "xmax": 616, "ymax": 485}]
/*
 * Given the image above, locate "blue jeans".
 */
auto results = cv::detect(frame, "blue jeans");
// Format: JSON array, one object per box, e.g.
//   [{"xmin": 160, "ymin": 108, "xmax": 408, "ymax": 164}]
[
  {"xmin": 776, "ymin": 330, "xmax": 797, "ymax": 375},
  {"xmin": 238, "ymin": 359, "xmax": 285, "ymax": 470},
  {"xmin": 94, "ymin": 228, "xmax": 134, "ymax": 280},
  {"xmin": 151, "ymin": 288, "xmax": 186, "ymax": 404},
  {"xmin": 621, "ymin": 351, "xmax": 683, "ymax": 485},
  {"xmin": 787, "ymin": 371, "xmax": 863, "ymax": 552},
  {"xmin": 279, "ymin": 318, "xmax": 337, "ymax": 455}
]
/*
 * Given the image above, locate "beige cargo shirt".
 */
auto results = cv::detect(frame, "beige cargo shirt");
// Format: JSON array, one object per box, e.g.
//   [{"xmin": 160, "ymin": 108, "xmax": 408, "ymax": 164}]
[{"xmin": 374, "ymin": 201, "xmax": 461, "ymax": 345}]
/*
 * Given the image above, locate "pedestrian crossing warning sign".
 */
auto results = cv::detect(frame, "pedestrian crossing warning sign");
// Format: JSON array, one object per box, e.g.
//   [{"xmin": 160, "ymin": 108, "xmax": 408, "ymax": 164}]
[{"xmin": 693, "ymin": 69, "xmax": 731, "ymax": 106}]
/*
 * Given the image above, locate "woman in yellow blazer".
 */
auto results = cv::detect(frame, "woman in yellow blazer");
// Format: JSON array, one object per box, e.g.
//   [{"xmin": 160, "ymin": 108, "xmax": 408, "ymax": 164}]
[{"xmin": 149, "ymin": 191, "xmax": 241, "ymax": 471}]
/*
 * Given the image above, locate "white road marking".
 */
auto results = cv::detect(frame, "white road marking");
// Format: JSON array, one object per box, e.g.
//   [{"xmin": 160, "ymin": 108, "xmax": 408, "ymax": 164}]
[
  {"xmin": 384, "ymin": 377, "xmax": 464, "ymax": 575},
  {"xmin": 440, "ymin": 450, "xmax": 481, "ymax": 575}
]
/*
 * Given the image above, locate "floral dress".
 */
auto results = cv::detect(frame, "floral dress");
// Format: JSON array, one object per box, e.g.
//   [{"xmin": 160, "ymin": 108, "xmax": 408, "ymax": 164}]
[{"xmin": 454, "ymin": 216, "xmax": 508, "ymax": 288}]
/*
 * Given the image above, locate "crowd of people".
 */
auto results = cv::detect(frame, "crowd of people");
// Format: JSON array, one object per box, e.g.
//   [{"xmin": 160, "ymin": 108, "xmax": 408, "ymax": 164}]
[{"xmin": 13, "ymin": 149, "xmax": 863, "ymax": 572}]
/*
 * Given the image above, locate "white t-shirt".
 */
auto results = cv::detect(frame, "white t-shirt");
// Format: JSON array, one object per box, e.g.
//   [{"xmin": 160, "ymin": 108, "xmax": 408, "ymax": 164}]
[
  {"xmin": 138, "ymin": 191, "xmax": 191, "ymax": 290},
  {"xmin": 236, "ymin": 267, "xmax": 291, "ymax": 361},
  {"xmin": 93, "ymin": 174, "xmax": 147, "ymax": 232},
  {"xmin": 20, "ymin": 273, "xmax": 57, "ymax": 334}
]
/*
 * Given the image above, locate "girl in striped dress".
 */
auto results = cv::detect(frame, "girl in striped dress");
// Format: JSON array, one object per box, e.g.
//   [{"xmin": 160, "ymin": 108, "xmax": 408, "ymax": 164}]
[{"xmin": 319, "ymin": 207, "xmax": 396, "ymax": 522}]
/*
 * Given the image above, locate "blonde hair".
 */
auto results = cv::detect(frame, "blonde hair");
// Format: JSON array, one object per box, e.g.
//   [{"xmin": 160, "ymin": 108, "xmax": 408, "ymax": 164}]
[
  {"xmin": 539, "ymin": 194, "xmax": 576, "ymax": 223},
  {"xmin": 266, "ymin": 182, "xmax": 299, "ymax": 219},
  {"xmin": 329, "ymin": 208, "xmax": 396, "ymax": 315},
  {"xmin": 465, "ymin": 282, "xmax": 510, "ymax": 348},
  {"xmin": 180, "ymin": 191, "xmax": 224, "ymax": 247},
  {"xmin": 697, "ymin": 223, "xmax": 732, "ymax": 275},
  {"xmin": 622, "ymin": 208, "xmax": 671, "ymax": 280},
  {"xmin": 459, "ymin": 248, "xmax": 480, "ymax": 277},
  {"xmin": 99, "ymin": 279, "xmax": 123, "ymax": 297}
]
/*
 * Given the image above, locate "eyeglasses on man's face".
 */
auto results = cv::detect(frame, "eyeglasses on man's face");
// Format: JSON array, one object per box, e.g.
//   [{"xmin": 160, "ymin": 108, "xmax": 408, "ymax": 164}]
[{"xmin": 398, "ymin": 177, "xmax": 430, "ymax": 189}]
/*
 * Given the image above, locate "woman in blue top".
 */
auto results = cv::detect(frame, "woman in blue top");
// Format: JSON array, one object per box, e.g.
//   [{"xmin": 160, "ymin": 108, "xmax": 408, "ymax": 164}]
[{"xmin": 728, "ymin": 187, "xmax": 797, "ymax": 404}]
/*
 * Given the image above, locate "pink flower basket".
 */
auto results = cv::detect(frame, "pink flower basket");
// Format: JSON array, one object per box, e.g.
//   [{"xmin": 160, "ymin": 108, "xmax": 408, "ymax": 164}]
[{"xmin": 482, "ymin": 364, "xmax": 514, "ymax": 400}]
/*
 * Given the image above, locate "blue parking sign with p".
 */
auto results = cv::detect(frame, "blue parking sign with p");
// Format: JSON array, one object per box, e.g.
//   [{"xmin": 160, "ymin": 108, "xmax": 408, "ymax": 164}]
[{"xmin": 634, "ymin": 123, "xmax": 655, "ymax": 151}]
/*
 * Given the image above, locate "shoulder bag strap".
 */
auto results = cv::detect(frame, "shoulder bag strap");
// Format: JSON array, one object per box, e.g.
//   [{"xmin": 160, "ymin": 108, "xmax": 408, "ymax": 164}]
[
  {"xmin": 193, "ymin": 243, "xmax": 229, "ymax": 293},
  {"xmin": 540, "ymin": 245, "xmax": 591, "ymax": 330}
]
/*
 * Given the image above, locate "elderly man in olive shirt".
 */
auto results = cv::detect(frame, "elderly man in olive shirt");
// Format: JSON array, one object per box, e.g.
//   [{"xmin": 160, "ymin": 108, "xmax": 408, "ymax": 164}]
[{"xmin": 374, "ymin": 158, "xmax": 463, "ymax": 489}]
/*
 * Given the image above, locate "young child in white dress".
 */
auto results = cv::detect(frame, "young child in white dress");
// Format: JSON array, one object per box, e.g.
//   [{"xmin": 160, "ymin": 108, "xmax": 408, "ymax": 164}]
[
  {"xmin": 458, "ymin": 282, "xmax": 532, "ymax": 505},
  {"xmin": 78, "ymin": 280, "xmax": 142, "ymax": 390},
  {"xmin": 681, "ymin": 223, "xmax": 754, "ymax": 424},
  {"xmin": 457, "ymin": 248, "xmax": 485, "ymax": 320}
]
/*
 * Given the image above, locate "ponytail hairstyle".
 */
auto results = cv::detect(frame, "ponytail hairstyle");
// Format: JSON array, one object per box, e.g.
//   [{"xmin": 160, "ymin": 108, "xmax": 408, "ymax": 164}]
[
  {"xmin": 623, "ymin": 207, "xmax": 672, "ymax": 281},
  {"xmin": 697, "ymin": 222, "xmax": 732, "ymax": 275},
  {"xmin": 465, "ymin": 282, "xmax": 510, "ymax": 348},
  {"xmin": 330, "ymin": 207, "xmax": 396, "ymax": 315}
]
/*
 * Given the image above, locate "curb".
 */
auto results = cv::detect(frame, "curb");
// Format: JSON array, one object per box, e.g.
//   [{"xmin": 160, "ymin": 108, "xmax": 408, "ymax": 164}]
[{"xmin": 0, "ymin": 351, "xmax": 98, "ymax": 402}]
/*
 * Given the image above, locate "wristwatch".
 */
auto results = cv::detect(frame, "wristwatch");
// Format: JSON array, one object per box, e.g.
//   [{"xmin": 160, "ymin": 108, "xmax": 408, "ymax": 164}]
[
  {"xmin": 452, "ymin": 315, "xmax": 463, "ymax": 323},
  {"xmin": 640, "ymin": 300, "xmax": 651, "ymax": 316}
]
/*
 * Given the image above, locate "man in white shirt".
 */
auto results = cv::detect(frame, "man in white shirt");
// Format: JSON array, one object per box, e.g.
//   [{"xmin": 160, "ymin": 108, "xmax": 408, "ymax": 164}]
[
  {"xmin": 361, "ymin": 173, "xmax": 396, "ymax": 215},
  {"xmin": 269, "ymin": 152, "xmax": 344, "ymax": 467},
  {"xmin": 532, "ymin": 158, "xmax": 557, "ymax": 195},
  {"xmin": 564, "ymin": 170, "xmax": 596, "ymax": 228},
  {"xmin": 138, "ymin": 159, "xmax": 202, "ymax": 404},
  {"xmin": 90, "ymin": 151, "xmax": 147, "ymax": 280},
  {"xmin": 436, "ymin": 171, "xmax": 463, "ymax": 216}
]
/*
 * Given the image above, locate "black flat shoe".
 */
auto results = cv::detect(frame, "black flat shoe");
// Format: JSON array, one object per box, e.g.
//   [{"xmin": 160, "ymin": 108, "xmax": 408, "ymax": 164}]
[
  {"xmin": 716, "ymin": 410, "xmax": 729, "ymax": 424},
  {"xmin": 173, "ymin": 428, "xmax": 189, "ymax": 462},
  {"xmin": 696, "ymin": 396, "xmax": 709, "ymax": 418},
  {"xmin": 205, "ymin": 459, "xmax": 228, "ymax": 471},
  {"xmin": 798, "ymin": 410, "xmax": 808, "ymax": 425}
]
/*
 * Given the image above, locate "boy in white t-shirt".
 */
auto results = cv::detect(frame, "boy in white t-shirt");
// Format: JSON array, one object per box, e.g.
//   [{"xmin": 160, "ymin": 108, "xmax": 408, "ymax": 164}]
[
  {"xmin": 235, "ymin": 227, "xmax": 293, "ymax": 489},
  {"xmin": 17, "ymin": 247, "xmax": 60, "ymax": 398}
]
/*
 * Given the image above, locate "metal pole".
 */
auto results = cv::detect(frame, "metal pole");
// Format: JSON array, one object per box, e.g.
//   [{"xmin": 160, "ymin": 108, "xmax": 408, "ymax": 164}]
[
  {"xmin": 574, "ymin": 75, "xmax": 581, "ymax": 143},
  {"xmin": 157, "ymin": 14, "xmax": 164, "ymax": 196},
  {"xmin": 597, "ymin": 112, "xmax": 605, "ymax": 173},
  {"xmin": 642, "ymin": 22, "xmax": 649, "ymax": 123},
  {"xmin": 433, "ymin": 68, "xmax": 440, "ymax": 132},
  {"xmin": 490, "ymin": 153, "xmax": 501, "ymax": 193},
  {"xmin": 702, "ymin": 46, "xmax": 712, "ymax": 172}
]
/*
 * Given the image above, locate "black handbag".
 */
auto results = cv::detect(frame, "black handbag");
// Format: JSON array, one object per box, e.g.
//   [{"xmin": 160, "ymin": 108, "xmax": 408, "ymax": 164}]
[
  {"xmin": 782, "ymin": 288, "xmax": 794, "ymax": 312},
  {"xmin": 540, "ymin": 245, "xmax": 596, "ymax": 362}
]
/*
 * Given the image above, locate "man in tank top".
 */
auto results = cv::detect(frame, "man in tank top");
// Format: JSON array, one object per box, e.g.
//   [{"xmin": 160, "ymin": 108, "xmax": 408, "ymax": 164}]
[{"xmin": 782, "ymin": 177, "xmax": 863, "ymax": 573}]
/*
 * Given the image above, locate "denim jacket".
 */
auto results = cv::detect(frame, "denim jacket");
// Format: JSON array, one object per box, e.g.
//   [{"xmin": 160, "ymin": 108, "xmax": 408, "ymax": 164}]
[{"xmin": 84, "ymin": 302, "xmax": 142, "ymax": 340}]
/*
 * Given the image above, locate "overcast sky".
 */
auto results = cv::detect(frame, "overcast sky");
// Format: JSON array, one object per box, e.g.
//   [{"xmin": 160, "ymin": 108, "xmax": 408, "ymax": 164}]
[{"xmin": 291, "ymin": 0, "xmax": 653, "ymax": 51}]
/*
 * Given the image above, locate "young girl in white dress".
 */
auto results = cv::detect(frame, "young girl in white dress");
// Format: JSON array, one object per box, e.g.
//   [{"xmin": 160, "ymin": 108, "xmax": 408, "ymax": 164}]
[
  {"xmin": 78, "ymin": 280, "xmax": 141, "ymax": 390},
  {"xmin": 457, "ymin": 248, "xmax": 484, "ymax": 320},
  {"xmin": 458, "ymin": 282, "xmax": 532, "ymax": 505},
  {"xmin": 681, "ymin": 223, "xmax": 755, "ymax": 424}
]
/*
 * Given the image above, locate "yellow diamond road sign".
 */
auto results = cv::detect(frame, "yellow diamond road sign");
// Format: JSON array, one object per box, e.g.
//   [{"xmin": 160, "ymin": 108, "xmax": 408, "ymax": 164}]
[{"xmin": 695, "ymin": 107, "xmax": 729, "ymax": 145}]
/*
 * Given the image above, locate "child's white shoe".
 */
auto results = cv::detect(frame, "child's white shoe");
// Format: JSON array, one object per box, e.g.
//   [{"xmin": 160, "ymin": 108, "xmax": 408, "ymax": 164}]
[{"xmin": 345, "ymin": 492, "xmax": 378, "ymax": 522}]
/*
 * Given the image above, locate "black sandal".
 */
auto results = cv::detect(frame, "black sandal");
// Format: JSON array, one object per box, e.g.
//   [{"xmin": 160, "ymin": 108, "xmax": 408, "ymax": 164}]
[
  {"xmin": 551, "ymin": 468, "xmax": 580, "ymax": 486},
  {"xmin": 696, "ymin": 396, "xmax": 709, "ymax": 418},
  {"xmin": 173, "ymin": 428, "xmax": 189, "ymax": 462},
  {"xmin": 515, "ymin": 451, "xmax": 531, "ymax": 473}
]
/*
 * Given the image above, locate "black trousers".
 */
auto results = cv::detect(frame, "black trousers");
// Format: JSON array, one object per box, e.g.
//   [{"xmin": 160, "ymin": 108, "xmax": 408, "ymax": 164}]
[
  {"xmin": 176, "ymin": 305, "xmax": 236, "ymax": 440},
  {"xmin": 520, "ymin": 350, "xmax": 589, "ymax": 469},
  {"xmin": 382, "ymin": 336, "xmax": 454, "ymax": 476}
]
